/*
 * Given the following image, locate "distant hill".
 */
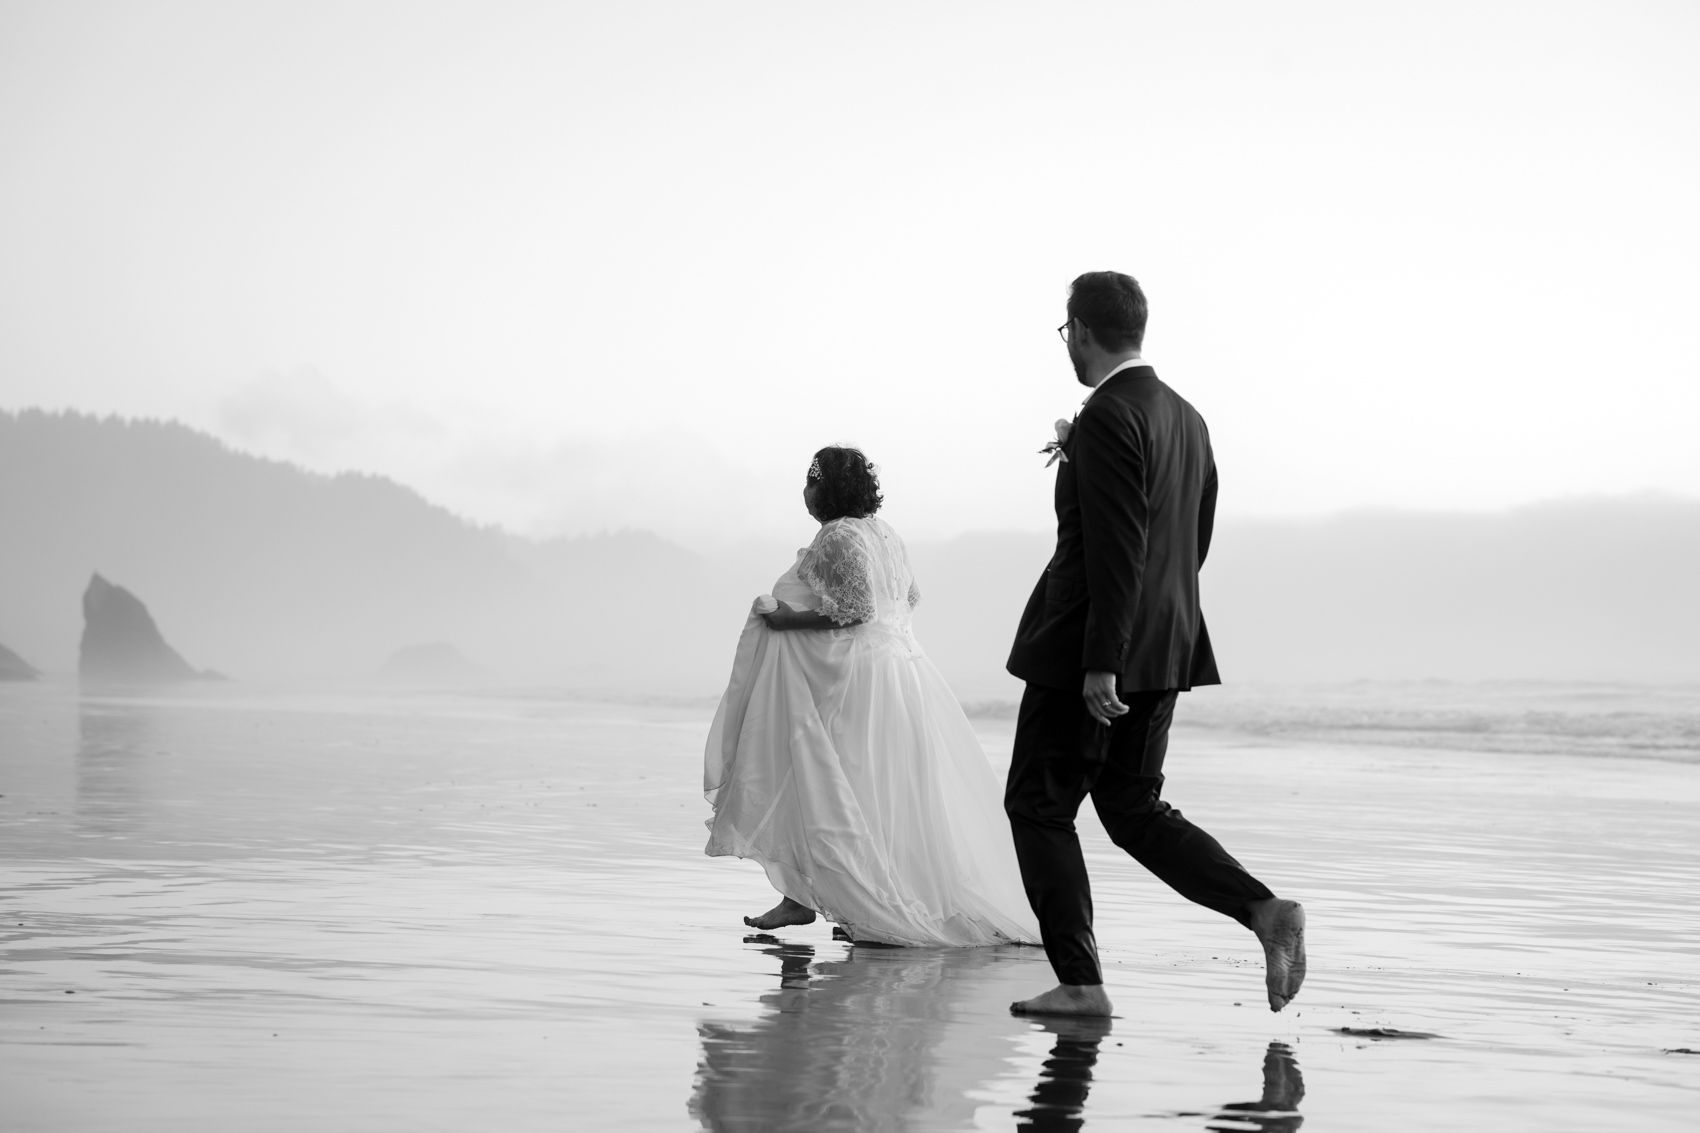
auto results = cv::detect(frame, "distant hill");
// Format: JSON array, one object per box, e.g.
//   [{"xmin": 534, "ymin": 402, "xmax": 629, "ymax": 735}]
[
  {"xmin": 377, "ymin": 641, "xmax": 487, "ymax": 685},
  {"xmin": 0, "ymin": 409, "xmax": 748, "ymax": 687},
  {"xmin": 4, "ymin": 408, "xmax": 1694, "ymax": 695},
  {"xmin": 906, "ymin": 495, "xmax": 1700, "ymax": 698},
  {"xmin": 0, "ymin": 639, "xmax": 39, "ymax": 680}
]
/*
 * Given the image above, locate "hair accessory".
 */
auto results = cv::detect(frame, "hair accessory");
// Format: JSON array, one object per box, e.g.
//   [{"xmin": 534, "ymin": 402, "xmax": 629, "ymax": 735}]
[{"xmin": 807, "ymin": 456, "xmax": 823, "ymax": 481}]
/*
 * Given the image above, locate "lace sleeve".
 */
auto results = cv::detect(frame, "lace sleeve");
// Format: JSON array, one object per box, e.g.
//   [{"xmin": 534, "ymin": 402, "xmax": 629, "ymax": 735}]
[{"xmin": 799, "ymin": 521, "xmax": 874, "ymax": 626}]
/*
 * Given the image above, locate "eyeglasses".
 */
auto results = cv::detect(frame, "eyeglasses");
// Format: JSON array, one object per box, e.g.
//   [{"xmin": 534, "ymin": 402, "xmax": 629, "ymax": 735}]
[{"xmin": 1056, "ymin": 321, "xmax": 1071, "ymax": 344}]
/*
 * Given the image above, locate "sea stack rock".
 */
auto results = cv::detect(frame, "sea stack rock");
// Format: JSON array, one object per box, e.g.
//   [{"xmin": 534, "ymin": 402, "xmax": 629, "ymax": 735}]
[
  {"xmin": 79, "ymin": 573, "xmax": 201, "ymax": 683},
  {"xmin": 378, "ymin": 641, "xmax": 485, "ymax": 684},
  {"xmin": 0, "ymin": 641, "xmax": 39, "ymax": 681}
]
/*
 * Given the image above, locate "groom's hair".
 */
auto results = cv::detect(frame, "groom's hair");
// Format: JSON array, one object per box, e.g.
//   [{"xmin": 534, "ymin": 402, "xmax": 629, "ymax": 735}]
[
  {"xmin": 1068, "ymin": 271, "xmax": 1147, "ymax": 352},
  {"xmin": 811, "ymin": 446, "xmax": 883, "ymax": 521}
]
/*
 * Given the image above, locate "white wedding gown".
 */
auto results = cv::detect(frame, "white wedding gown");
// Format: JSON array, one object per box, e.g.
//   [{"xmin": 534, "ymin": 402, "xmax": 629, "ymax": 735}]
[{"xmin": 704, "ymin": 515, "xmax": 1040, "ymax": 947}]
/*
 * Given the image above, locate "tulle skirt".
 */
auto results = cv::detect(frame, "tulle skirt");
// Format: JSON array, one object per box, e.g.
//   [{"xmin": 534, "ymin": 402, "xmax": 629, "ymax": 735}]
[{"xmin": 704, "ymin": 594, "xmax": 1040, "ymax": 947}]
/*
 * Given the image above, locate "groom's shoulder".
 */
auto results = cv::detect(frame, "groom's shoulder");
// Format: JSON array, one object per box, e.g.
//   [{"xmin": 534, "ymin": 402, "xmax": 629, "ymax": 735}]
[
  {"xmin": 1094, "ymin": 370, "xmax": 1179, "ymax": 411},
  {"xmin": 1097, "ymin": 373, "xmax": 1212, "ymax": 435},
  {"xmin": 1141, "ymin": 371, "xmax": 1204, "ymax": 416}
]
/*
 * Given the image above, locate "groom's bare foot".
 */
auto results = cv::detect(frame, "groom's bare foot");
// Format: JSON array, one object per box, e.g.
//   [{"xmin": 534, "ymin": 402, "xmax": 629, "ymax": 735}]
[
  {"xmin": 1009, "ymin": 983, "xmax": 1113, "ymax": 1017},
  {"xmin": 1249, "ymin": 898, "xmax": 1307, "ymax": 1012},
  {"xmin": 743, "ymin": 897, "xmax": 816, "ymax": 931}
]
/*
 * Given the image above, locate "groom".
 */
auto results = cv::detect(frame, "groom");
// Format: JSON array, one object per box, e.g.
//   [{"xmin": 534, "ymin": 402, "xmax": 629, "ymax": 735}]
[{"xmin": 1004, "ymin": 271, "xmax": 1306, "ymax": 1017}]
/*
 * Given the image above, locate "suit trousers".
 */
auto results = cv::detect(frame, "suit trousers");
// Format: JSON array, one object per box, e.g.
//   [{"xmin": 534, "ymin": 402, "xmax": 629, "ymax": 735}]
[{"xmin": 1004, "ymin": 683, "xmax": 1275, "ymax": 986}]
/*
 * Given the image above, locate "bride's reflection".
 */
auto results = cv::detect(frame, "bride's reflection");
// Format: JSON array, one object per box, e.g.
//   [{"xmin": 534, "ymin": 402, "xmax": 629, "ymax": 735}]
[
  {"xmin": 690, "ymin": 934, "xmax": 1019, "ymax": 1132},
  {"xmin": 1204, "ymin": 1042, "xmax": 1305, "ymax": 1133},
  {"xmin": 691, "ymin": 935, "xmax": 1305, "ymax": 1132}
]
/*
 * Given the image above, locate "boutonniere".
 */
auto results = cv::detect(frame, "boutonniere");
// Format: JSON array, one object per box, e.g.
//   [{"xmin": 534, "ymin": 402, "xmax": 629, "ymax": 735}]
[{"xmin": 1039, "ymin": 418, "xmax": 1073, "ymax": 467}]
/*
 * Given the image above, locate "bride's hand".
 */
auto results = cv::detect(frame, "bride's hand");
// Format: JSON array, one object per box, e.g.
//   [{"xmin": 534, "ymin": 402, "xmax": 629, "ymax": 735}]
[
  {"xmin": 751, "ymin": 594, "xmax": 780, "ymax": 617},
  {"xmin": 760, "ymin": 600, "xmax": 794, "ymax": 628}
]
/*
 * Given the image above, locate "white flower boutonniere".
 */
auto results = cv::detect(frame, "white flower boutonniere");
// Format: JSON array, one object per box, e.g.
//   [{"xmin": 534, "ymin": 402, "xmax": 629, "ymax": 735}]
[{"xmin": 1039, "ymin": 418, "xmax": 1073, "ymax": 467}]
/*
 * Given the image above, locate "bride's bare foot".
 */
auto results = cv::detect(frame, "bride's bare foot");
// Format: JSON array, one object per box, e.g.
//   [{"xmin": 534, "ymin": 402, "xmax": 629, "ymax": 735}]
[
  {"xmin": 743, "ymin": 897, "xmax": 817, "ymax": 931},
  {"xmin": 1249, "ymin": 898, "xmax": 1307, "ymax": 1012},
  {"xmin": 1009, "ymin": 983, "xmax": 1114, "ymax": 1017}
]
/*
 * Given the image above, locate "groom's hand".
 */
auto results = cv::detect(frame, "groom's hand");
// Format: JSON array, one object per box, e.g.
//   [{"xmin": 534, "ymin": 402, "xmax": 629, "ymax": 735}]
[{"xmin": 1083, "ymin": 671, "xmax": 1128, "ymax": 727}]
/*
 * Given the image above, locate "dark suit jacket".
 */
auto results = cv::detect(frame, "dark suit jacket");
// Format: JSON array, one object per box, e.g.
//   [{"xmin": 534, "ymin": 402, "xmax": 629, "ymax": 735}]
[{"xmin": 1007, "ymin": 365, "xmax": 1221, "ymax": 693}]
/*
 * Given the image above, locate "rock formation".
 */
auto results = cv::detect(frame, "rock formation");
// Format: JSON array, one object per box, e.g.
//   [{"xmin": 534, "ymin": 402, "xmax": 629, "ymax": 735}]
[
  {"xmin": 378, "ymin": 641, "xmax": 486, "ymax": 684},
  {"xmin": 79, "ymin": 573, "xmax": 204, "ymax": 683},
  {"xmin": 0, "ymin": 640, "xmax": 38, "ymax": 680}
]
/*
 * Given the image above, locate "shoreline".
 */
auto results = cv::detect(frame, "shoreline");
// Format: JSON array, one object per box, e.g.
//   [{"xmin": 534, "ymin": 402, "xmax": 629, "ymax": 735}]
[
  {"xmin": 2, "ymin": 683, "xmax": 1698, "ymax": 1130},
  {"xmin": 17, "ymin": 675, "xmax": 1700, "ymax": 763}
]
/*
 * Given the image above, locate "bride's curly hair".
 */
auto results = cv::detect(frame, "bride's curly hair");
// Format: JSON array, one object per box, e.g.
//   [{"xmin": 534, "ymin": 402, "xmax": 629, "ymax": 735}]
[{"xmin": 809, "ymin": 446, "xmax": 883, "ymax": 521}]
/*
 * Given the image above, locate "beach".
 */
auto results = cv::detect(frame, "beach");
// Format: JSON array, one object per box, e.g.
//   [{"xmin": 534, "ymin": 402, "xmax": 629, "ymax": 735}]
[{"xmin": 2, "ymin": 680, "xmax": 1697, "ymax": 1131}]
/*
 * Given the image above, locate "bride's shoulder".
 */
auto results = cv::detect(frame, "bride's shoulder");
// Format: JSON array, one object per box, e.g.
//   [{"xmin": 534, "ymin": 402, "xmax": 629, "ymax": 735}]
[
  {"xmin": 805, "ymin": 516, "xmax": 879, "ymax": 557},
  {"xmin": 860, "ymin": 514, "xmax": 904, "ymax": 543},
  {"xmin": 803, "ymin": 518, "xmax": 849, "ymax": 553},
  {"xmin": 814, "ymin": 516, "xmax": 862, "ymax": 539}
]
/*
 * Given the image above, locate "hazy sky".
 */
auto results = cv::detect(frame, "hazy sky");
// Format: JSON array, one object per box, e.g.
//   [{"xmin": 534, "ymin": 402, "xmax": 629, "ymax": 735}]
[{"xmin": 3, "ymin": 0, "xmax": 1696, "ymax": 546}]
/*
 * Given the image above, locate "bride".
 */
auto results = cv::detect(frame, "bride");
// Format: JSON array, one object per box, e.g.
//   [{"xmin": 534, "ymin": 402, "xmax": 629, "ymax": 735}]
[{"xmin": 703, "ymin": 446, "xmax": 1039, "ymax": 947}]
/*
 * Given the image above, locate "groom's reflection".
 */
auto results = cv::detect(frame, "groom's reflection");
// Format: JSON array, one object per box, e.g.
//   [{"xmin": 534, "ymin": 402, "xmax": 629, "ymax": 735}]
[
  {"xmin": 690, "ymin": 936, "xmax": 1305, "ymax": 1132},
  {"xmin": 1012, "ymin": 1016, "xmax": 1110, "ymax": 1132},
  {"xmin": 1205, "ymin": 1042, "xmax": 1305, "ymax": 1133},
  {"xmin": 1014, "ymin": 1032, "xmax": 1305, "ymax": 1133}
]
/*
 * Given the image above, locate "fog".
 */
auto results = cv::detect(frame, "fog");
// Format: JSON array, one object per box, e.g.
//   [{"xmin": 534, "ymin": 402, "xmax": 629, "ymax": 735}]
[
  {"xmin": 3, "ymin": 4, "xmax": 1697, "ymax": 696},
  {"xmin": 5, "ymin": 410, "xmax": 1696, "ymax": 699},
  {"xmin": 3, "ymin": 2, "xmax": 1697, "ymax": 549}
]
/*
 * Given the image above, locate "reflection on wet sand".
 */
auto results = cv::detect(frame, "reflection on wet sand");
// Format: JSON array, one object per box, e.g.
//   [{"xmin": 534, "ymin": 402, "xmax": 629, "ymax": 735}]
[
  {"xmin": 1015, "ymin": 1028, "xmax": 1303, "ymax": 1133},
  {"xmin": 1203, "ymin": 1043, "xmax": 1305, "ymax": 1132},
  {"xmin": 691, "ymin": 933, "xmax": 1306, "ymax": 1133},
  {"xmin": 1013, "ymin": 1016, "xmax": 1108, "ymax": 1132},
  {"xmin": 75, "ymin": 696, "xmax": 158, "ymax": 837},
  {"xmin": 691, "ymin": 934, "xmax": 1029, "ymax": 1132},
  {"xmin": 9, "ymin": 687, "xmax": 1696, "ymax": 1130}
]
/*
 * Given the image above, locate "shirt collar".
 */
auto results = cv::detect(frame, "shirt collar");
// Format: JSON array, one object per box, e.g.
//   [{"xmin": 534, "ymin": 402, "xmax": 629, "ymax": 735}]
[{"xmin": 1084, "ymin": 356, "xmax": 1149, "ymax": 402}]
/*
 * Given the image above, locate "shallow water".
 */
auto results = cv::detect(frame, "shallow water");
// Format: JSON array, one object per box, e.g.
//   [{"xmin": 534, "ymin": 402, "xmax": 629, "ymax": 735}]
[{"xmin": 2, "ymin": 681, "xmax": 1697, "ymax": 1131}]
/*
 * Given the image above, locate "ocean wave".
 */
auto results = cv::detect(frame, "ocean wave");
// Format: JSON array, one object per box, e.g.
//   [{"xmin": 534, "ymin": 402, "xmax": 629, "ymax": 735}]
[{"xmin": 965, "ymin": 681, "xmax": 1700, "ymax": 763}]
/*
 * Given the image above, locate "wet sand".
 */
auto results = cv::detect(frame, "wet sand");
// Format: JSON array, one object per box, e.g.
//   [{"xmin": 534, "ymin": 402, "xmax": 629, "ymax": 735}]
[{"xmin": 2, "ymin": 681, "xmax": 1698, "ymax": 1131}]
